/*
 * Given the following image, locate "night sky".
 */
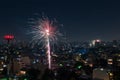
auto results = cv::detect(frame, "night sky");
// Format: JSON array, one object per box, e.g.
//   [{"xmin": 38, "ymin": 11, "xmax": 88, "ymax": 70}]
[{"xmin": 0, "ymin": 0, "xmax": 120, "ymax": 41}]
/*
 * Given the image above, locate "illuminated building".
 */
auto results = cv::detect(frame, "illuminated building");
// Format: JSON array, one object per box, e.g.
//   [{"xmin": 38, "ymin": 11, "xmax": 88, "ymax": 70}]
[{"xmin": 4, "ymin": 35, "xmax": 14, "ymax": 44}]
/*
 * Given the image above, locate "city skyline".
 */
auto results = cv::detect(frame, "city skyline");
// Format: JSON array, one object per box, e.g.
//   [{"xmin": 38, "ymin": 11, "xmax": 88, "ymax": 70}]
[{"xmin": 0, "ymin": 0, "xmax": 120, "ymax": 41}]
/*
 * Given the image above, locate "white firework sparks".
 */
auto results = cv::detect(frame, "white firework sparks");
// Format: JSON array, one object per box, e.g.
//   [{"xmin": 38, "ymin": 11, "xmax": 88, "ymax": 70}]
[{"xmin": 31, "ymin": 18, "xmax": 61, "ymax": 45}]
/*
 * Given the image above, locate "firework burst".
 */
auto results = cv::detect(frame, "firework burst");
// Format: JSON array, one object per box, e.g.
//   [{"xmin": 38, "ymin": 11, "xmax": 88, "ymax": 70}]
[
  {"xmin": 30, "ymin": 17, "xmax": 61, "ymax": 69},
  {"xmin": 30, "ymin": 18, "xmax": 61, "ymax": 45}
]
